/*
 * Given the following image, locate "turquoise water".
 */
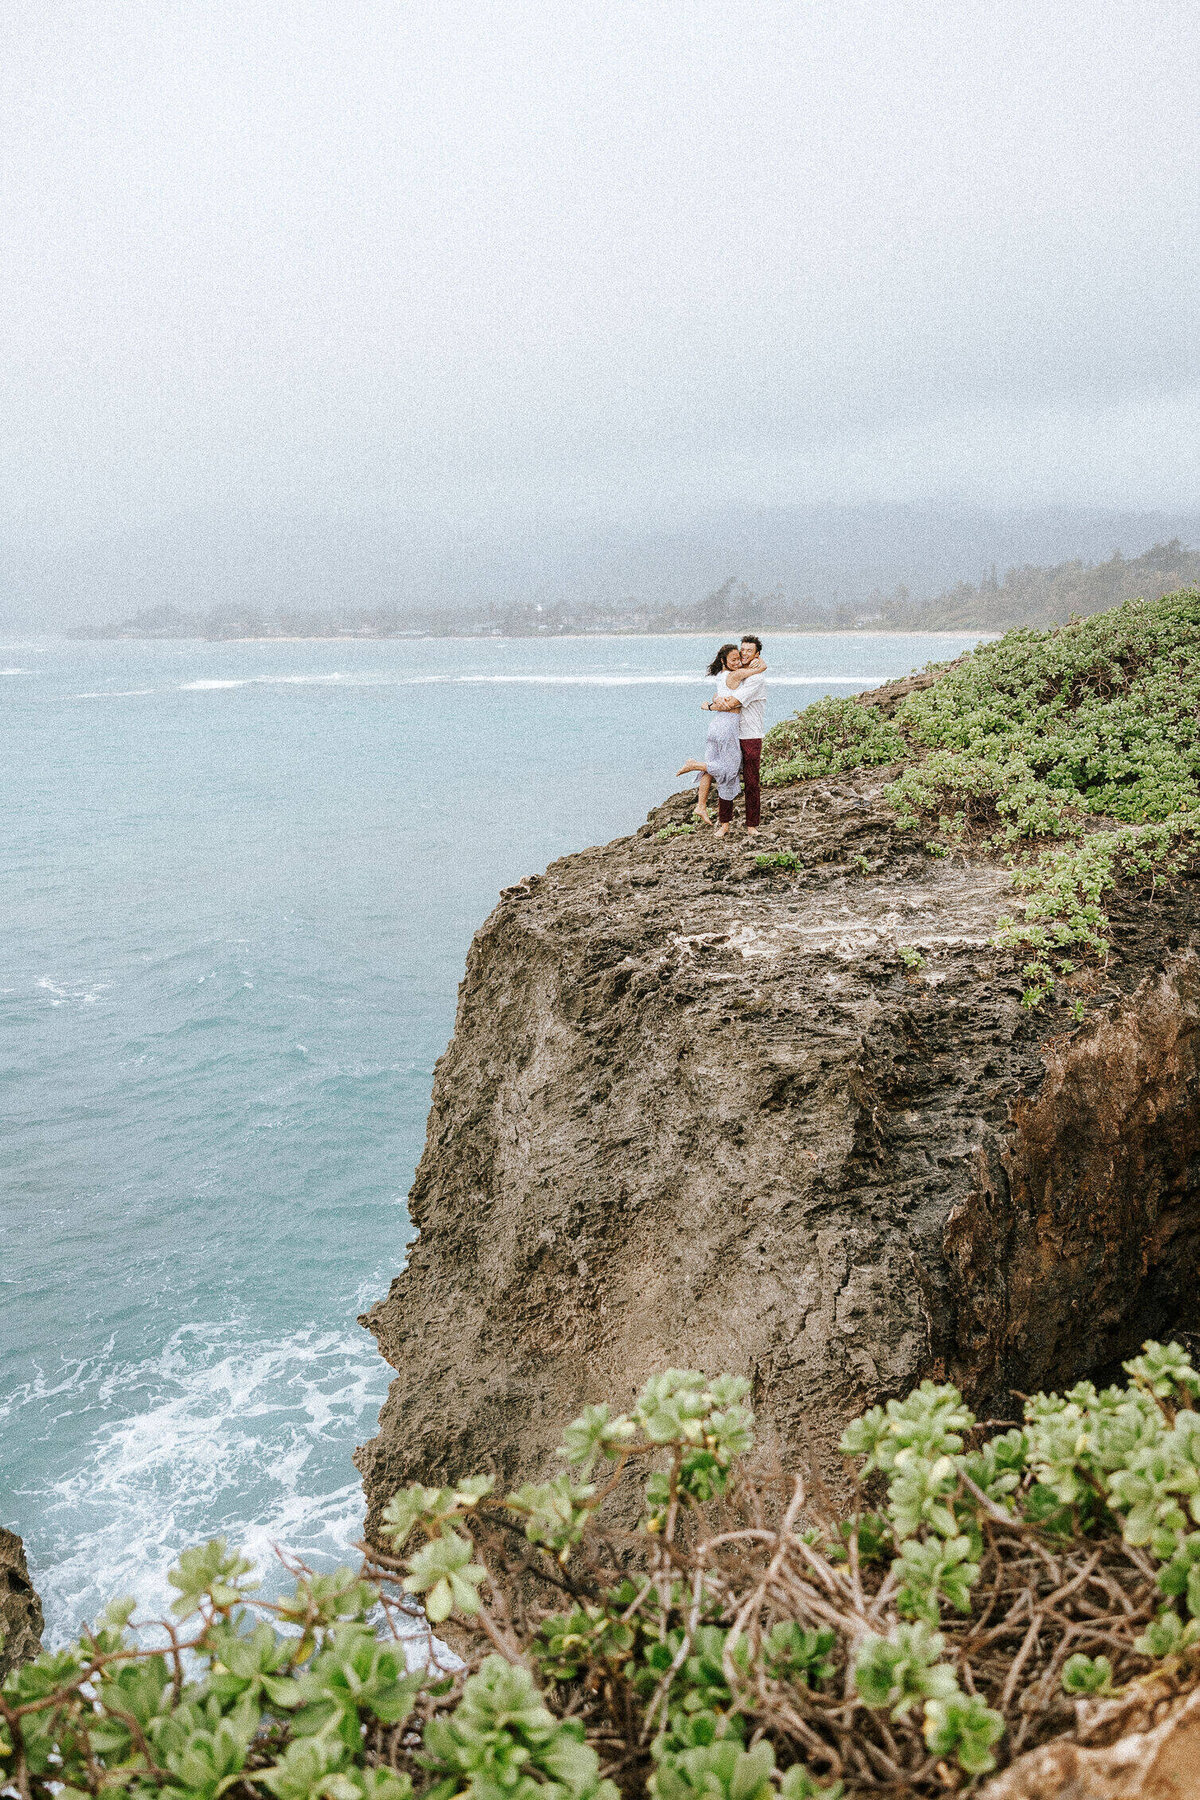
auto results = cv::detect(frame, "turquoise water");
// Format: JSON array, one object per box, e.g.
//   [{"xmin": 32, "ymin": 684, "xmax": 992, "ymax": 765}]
[{"xmin": 0, "ymin": 630, "xmax": 985, "ymax": 1637}]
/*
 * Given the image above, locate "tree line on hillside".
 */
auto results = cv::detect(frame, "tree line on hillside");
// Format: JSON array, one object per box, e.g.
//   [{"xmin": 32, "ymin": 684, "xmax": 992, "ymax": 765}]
[{"xmin": 69, "ymin": 539, "xmax": 1200, "ymax": 639}]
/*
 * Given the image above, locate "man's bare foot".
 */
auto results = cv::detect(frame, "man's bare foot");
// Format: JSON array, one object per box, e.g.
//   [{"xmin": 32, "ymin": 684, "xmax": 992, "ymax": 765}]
[
  {"xmin": 715, "ymin": 822, "xmax": 730, "ymax": 837},
  {"xmin": 745, "ymin": 826, "xmax": 758, "ymax": 835}
]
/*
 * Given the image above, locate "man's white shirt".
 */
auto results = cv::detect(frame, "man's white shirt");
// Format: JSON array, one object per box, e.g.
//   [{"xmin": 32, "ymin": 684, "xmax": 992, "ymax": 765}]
[{"xmin": 735, "ymin": 672, "xmax": 766, "ymax": 740}]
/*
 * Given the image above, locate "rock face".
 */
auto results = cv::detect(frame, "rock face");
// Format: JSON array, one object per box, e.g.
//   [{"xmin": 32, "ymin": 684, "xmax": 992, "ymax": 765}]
[
  {"xmin": 0, "ymin": 1528, "xmax": 43, "ymax": 1678},
  {"xmin": 356, "ymin": 739, "xmax": 1200, "ymax": 1525},
  {"xmin": 981, "ymin": 1669, "xmax": 1200, "ymax": 1798}
]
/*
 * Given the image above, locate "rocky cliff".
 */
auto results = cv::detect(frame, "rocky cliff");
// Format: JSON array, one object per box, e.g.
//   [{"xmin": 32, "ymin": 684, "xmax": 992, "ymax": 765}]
[
  {"xmin": 356, "ymin": 698, "xmax": 1200, "ymax": 1526},
  {"xmin": 0, "ymin": 1528, "xmax": 43, "ymax": 1679}
]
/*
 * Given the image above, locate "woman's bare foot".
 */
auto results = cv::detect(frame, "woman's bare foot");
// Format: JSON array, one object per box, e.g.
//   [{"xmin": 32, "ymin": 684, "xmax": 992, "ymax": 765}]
[
  {"xmin": 676, "ymin": 760, "xmax": 705, "ymax": 776},
  {"xmin": 694, "ymin": 806, "xmax": 712, "ymax": 824}
]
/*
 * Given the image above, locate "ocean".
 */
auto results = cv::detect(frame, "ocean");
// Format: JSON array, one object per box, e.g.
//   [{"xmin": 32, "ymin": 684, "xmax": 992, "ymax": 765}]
[{"xmin": 0, "ymin": 629, "xmax": 986, "ymax": 1639}]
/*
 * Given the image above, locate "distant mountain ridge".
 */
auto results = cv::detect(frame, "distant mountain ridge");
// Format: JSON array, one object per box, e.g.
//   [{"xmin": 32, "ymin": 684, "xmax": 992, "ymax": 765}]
[{"xmin": 72, "ymin": 539, "xmax": 1200, "ymax": 639}]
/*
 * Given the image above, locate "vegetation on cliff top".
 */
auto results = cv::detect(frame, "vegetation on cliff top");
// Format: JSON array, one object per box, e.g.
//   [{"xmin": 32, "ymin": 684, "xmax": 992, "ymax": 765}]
[
  {"xmin": 762, "ymin": 591, "xmax": 1200, "ymax": 991},
  {"xmin": 10, "ymin": 1345, "xmax": 1200, "ymax": 1799}
]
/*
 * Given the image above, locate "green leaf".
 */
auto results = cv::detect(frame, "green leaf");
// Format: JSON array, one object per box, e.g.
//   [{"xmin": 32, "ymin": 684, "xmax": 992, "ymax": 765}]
[
  {"xmin": 1135, "ymin": 1609, "xmax": 1198, "ymax": 1657},
  {"xmin": 403, "ymin": 1532, "xmax": 487, "ymax": 1621},
  {"xmin": 1125, "ymin": 1341, "xmax": 1200, "ymax": 1402},
  {"xmin": 154, "ymin": 1707, "xmax": 257, "ymax": 1800},
  {"xmin": 534, "ymin": 1606, "xmax": 635, "ymax": 1682},
  {"xmin": 506, "ymin": 1475, "xmax": 597, "ymax": 1558},
  {"xmin": 168, "ymin": 1540, "xmax": 259, "ymax": 1619},
  {"xmin": 353, "ymin": 1773, "xmax": 414, "ymax": 1800},
  {"xmin": 650, "ymin": 1739, "xmax": 776, "ymax": 1800},
  {"xmin": 273, "ymin": 1568, "xmax": 377, "ymax": 1632},
  {"xmin": 1061, "ymin": 1653, "xmax": 1113, "ymax": 1695},
  {"xmin": 381, "ymin": 1478, "xmax": 496, "ymax": 1551},
  {"xmin": 778, "ymin": 1768, "xmax": 843, "ymax": 1800},
  {"xmin": 1158, "ymin": 1532, "xmax": 1200, "ymax": 1616},
  {"xmin": 922, "ymin": 1693, "xmax": 1004, "ymax": 1774},
  {"xmin": 419, "ymin": 1656, "xmax": 617, "ymax": 1800},
  {"xmin": 204, "ymin": 1620, "xmax": 294, "ymax": 1706},
  {"xmin": 295, "ymin": 1624, "xmax": 421, "ymax": 1730},
  {"xmin": 558, "ymin": 1404, "xmax": 636, "ymax": 1471},
  {"xmin": 895, "ymin": 1535, "xmax": 980, "ymax": 1624},
  {"xmin": 853, "ymin": 1624, "xmax": 958, "ymax": 1721},
  {"xmin": 381, "ymin": 1485, "xmax": 444, "ymax": 1549},
  {"xmin": 886, "ymin": 1455, "xmax": 960, "ymax": 1542},
  {"xmin": 99, "ymin": 1595, "xmax": 138, "ymax": 1632},
  {"xmin": 259, "ymin": 1733, "xmax": 354, "ymax": 1800},
  {"xmin": 761, "ymin": 1624, "xmax": 836, "ymax": 1689}
]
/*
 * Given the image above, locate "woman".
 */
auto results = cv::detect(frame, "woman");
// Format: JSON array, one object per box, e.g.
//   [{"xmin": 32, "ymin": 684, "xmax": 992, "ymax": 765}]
[{"xmin": 676, "ymin": 644, "xmax": 746, "ymax": 825}]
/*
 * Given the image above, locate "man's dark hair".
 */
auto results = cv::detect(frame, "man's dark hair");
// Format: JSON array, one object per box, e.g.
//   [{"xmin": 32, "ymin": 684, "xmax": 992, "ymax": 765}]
[
  {"xmin": 707, "ymin": 643, "xmax": 739, "ymax": 676},
  {"xmin": 740, "ymin": 634, "xmax": 762, "ymax": 656}
]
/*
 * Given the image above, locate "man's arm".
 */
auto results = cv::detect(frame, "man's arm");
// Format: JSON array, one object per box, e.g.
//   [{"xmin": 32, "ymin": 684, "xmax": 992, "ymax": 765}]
[
  {"xmin": 724, "ymin": 655, "xmax": 766, "ymax": 689},
  {"xmin": 723, "ymin": 662, "xmax": 770, "ymax": 687}
]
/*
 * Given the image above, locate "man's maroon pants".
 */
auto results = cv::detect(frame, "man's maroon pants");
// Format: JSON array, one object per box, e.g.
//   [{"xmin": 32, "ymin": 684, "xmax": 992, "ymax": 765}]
[{"xmin": 718, "ymin": 737, "xmax": 762, "ymax": 827}]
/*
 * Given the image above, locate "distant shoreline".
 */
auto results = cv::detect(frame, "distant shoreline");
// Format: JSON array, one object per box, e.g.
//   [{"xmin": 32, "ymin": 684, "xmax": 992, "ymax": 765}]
[
  {"xmin": 54, "ymin": 542, "xmax": 1200, "ymax": 646},
  {"xmin": 63, "ymin": 626, "xmax": 999, "ymax": 644}
]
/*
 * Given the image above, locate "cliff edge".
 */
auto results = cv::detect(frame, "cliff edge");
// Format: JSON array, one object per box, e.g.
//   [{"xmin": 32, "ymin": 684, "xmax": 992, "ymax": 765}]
[
  {"xmin": 0, "ymin": 1528, "xmax": 43, "ymax": 1679},
  {"xmin": 356, "ymin": 677, "xmax": 1200, "ymax": 1526}
]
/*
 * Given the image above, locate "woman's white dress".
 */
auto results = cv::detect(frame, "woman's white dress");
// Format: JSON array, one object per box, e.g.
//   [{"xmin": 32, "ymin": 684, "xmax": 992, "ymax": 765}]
[{"xmin": 693, "ymin": 674, "xmax": 743, "ymax": 801}]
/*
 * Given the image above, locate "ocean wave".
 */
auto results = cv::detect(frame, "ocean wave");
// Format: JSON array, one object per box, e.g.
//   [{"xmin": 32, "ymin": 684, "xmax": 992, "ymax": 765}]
[
  {"xmin": 36, "ymin": 977, "xmax": 113, "ymax": 1007},
  {"xmin": 449, "ymin": 673, "xmax": 887, "ymax": 686},
  {"xmin": 14, "ymin": 1320, "xmax": 389, "ymax": 1640},
  {"xmin": 65, "ymin": 670, "xmax": 896, "ymax": 700},
  {"xmin": 71, "ymin": 688, "xmax": 158, "ymax": 699},
  {"xmin": 182, "ymin": 674, "xmax": 361, "ymax": 690},
  {"xmin": 167, "ymin": 672, "xmax": 888, "ymax": 692},
  {"xmin": 0, "ymin": 667, "xmax": 30, "ymax": 675}
]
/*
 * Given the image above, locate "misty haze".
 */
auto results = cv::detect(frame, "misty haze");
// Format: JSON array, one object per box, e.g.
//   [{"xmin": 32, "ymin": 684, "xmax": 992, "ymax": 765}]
[{"xmin": 1, "ymin": 3, "xmax": 1199, "ymax": 631}]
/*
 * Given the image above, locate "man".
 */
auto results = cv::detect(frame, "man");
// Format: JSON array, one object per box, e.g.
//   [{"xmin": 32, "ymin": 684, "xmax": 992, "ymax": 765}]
[{"xmin": 712, "ymin": 635, "xmax": 766, "ymax": 836}]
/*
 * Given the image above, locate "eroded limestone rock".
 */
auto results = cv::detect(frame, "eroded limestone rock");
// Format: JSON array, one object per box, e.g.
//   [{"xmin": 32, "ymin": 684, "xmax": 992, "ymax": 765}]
[
  {"xmin": 0, "ymin": 1528, "xmax": 43, "ymax": 1678},
  {"xmin": 982, "ymin": 1670, "xmax": 1200, "ymax": 1799}
]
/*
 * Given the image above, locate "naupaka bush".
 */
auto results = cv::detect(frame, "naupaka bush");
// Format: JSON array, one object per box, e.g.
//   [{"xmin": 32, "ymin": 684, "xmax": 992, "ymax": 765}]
[
  {"xmin": 761, "ymin": 593, "xmax": 1200, "ymax": 990},
  {"xmin": 8, "ymin": 1347, "xmax": 1200, "ymax": 1799}
]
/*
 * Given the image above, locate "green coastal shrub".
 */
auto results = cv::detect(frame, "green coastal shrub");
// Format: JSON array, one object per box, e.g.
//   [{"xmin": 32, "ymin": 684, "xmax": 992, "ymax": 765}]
[
  {"xmin": 761, "ymin": 697, "xmax": 907, "ymax": 788},
  {"xmin": 9, "ymin": 1347, "xmax": 1200, "ymax": 1799},
  {"xmin": 760, "ymin": 593, "xmax": 1200, "ymax": 968}
]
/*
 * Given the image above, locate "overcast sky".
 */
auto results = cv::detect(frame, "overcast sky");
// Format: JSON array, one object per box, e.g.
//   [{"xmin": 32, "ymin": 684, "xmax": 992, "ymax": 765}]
[{"xmin": 3, "ymin": 0, "xmax": 1199, "ymax": 579}]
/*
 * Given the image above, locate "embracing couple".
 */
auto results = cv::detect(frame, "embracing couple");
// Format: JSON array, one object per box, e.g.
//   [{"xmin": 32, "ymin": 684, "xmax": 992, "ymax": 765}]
[{"xmin": 676, "ymin": 634, "xmax": 767, "ymax": 837}]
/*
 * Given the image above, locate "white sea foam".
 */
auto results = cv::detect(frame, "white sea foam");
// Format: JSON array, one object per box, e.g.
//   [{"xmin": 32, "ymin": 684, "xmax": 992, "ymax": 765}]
[
  {"xmin": 37, "ymin": 977, "xmax": 113, "ymax": 1006},
  {"xmin": 450, "ymin": 673, "xmax": 886, "ymax": 686},
  {"xmin": 0, "ymin": 667, "xmax": 30, "ymax": 675},
  {"xmin": 171, "ymin": 672, "xmax": 886, "ymax": 692},
  {"xmin": 181, "ymin": 674, "xmax": 359, "ymax": 690},
  {"xmin": 21, "ymin": 1321, "xmax": 389, "ymax": 1640},
  {"xmin": 71, "ymin": 688, "xmax": 158, "ymax": 699}
]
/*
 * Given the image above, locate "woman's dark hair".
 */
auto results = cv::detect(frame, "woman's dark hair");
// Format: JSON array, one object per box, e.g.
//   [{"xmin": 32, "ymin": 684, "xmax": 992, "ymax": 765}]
[{"xmin": 707, "ymin": 642, "xmax": 739, "ymax": 676}]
